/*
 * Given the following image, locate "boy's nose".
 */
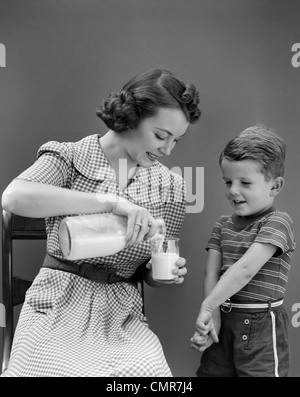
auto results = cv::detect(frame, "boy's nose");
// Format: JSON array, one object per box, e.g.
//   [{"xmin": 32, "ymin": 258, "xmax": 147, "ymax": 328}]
[{"xmin": 229, "ymin": 185, "xmax": 239, "ymax": 196}]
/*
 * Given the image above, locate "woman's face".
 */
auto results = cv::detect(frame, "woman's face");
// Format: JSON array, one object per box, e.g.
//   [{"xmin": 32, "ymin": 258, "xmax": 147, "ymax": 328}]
[{"xmin": 124, "ymin": 107, "xmax": 189, "ymax": 168}]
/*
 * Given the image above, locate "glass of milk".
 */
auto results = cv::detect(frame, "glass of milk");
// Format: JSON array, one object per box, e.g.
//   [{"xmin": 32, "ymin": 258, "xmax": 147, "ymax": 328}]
[{"xmin": 150, "ymin": 237, "xmax": 179, "ymax": 282}]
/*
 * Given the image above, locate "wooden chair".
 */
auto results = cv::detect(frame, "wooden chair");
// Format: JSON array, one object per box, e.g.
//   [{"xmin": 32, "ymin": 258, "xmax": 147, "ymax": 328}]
[{"xmin": 1, "ymin": 209, "xmax": 145, "ymax": 374}]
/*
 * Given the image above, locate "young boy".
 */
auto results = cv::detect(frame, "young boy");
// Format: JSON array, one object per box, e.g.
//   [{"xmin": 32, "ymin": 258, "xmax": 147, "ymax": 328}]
[{"xmin": 191, "ymin": 125, "xmax": 296, "ymax": 377}]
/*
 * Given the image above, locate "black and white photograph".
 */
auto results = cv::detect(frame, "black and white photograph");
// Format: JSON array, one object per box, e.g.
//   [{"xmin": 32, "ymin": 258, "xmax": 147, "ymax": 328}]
[{"xmin": 0, "ymin": 0, "xmax": 299, "ymax": 380}]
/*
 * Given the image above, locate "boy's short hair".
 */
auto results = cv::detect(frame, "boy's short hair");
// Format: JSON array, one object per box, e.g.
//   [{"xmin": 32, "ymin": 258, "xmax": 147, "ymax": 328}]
[{"xmin": 219, "ymin": 125, "xmax": 286, "ymax": 181}]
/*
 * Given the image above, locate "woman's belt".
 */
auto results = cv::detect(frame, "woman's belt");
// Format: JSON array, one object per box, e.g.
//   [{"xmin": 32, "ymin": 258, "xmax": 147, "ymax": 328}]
[{"xmin": 42, "ymin": 253, "xmax": 135, "ymax": 284}]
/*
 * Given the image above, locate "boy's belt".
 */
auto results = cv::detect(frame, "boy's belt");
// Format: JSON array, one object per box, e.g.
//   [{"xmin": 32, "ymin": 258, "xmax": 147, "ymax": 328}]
[
  {"xmin": 221, "ymin": 299, "xmax": 284, "ymax": 313},
  {"xmin": 42, "ymin": 253, "xmax": 135, "ymax": 285}
]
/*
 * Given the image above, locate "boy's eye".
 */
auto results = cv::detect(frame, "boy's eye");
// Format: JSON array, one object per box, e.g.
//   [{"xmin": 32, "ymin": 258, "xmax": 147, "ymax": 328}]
[
  {"xmin": 224, "ymin": 181, "xmax": 231, "ymax": 185},
  {"xmin": 242, "ymin": 182, "xmax": 251, "ymax": 185}
]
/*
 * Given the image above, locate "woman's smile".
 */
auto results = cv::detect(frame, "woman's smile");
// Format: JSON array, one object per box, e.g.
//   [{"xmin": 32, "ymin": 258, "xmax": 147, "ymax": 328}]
[{"xmin": 146, "ymin": 151, "xmax": 160, "ymax": 162}]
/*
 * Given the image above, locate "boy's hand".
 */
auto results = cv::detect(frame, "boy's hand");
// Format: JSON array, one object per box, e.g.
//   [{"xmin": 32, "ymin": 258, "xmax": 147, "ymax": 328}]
[
  {"xmin": 190, "ymin": 330, "xmax": 216, "ymax": 352},
  {"xmin": 190, "ymin": 306, "xmax": 220, "ymax": 352},
  {"xmin": 190, "ymin": 331, "xmax": 208, "ymax": 351},
  {"xmin": 195, "ymin": 306, "xmax": 214, "ymax": 336}
]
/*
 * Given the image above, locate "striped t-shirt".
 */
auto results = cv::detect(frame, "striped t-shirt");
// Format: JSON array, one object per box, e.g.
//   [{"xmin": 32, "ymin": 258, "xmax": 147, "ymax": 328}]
[{"xmin": 207, "ymin": 207, "xmax": 296, "ymax": 302}]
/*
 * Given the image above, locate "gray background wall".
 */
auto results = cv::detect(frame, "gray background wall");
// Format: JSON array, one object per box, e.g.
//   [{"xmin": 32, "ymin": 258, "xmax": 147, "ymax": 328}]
[{"xmin": 0, "ymin": 0, "xmax": 299, "ymax": 377}]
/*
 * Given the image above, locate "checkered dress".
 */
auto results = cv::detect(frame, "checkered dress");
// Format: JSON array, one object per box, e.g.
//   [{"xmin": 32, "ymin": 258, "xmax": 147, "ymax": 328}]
[{"xmin": 2, "ymin": 134, "xmax": 186, "ymax": 377}]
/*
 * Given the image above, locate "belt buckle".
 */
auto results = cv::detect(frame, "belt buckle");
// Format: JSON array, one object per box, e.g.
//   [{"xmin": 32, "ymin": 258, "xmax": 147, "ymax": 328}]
[
  {"xmin": 77, "ymin": 263, "xmax": 89, "ymax": 277},
  {"xmin": 221, "ymin": 299, "xmax": 232, "ymax": 313},
  {"xmin": 106, "ymin": 268, "xmax": 117, "ymax": 284}
]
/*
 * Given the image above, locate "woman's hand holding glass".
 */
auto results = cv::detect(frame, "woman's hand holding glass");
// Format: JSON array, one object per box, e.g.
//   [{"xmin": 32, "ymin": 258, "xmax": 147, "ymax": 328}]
[
  {"xmin": 101, "ymin": 194, "xmax": 187, "ymax": 283},
  {"xmin": 146, "ymin": 256, "xmax": 187, "ymax": 285}
]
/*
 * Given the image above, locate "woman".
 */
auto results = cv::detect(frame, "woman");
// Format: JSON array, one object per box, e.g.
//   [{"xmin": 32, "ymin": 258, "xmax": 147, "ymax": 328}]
[{"xmin": 1, "ymin": 68, "xmax": 201, "ymax": 377}]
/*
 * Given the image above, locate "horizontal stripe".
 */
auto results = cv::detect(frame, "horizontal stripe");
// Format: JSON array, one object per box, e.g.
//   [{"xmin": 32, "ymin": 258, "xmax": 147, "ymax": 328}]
[{"xmin": 207, "ymin": 210, "xmax": 295, "ymax": 301}]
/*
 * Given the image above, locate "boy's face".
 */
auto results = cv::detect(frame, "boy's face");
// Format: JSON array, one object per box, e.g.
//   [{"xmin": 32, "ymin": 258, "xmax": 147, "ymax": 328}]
[{"xmin": 220, "ymin": 158, "xmax": 277, "ymax": 217}]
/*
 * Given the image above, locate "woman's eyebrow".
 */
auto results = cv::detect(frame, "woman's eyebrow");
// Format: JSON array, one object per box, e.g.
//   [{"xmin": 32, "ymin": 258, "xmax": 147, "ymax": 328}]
[
  {"xmin": 155, "ymin": 127, "xmax": 173, "ymax": 136},
  {"xmin": 155, "ymin": 127, "xmax": 186, "ymax": 138}
]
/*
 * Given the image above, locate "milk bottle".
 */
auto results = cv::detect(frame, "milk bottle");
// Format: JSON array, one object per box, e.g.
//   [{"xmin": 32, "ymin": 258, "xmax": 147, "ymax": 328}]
[{"xmin": 59, "ymin": 213, "xmax": 165, "ymax": 260}]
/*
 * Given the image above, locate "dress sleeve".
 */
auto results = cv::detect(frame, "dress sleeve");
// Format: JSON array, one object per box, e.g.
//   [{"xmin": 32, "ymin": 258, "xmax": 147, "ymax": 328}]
[
  {"xmin": 16, "ymin": 141, "xmax": 74, "ymax": 188},
  {"xmin": 255, "ymin": 212, "xmax": 296, "ymax": 256},
  {"xmin": 163, "ymin": 172, "xmax": 186, "ymax": 238}
]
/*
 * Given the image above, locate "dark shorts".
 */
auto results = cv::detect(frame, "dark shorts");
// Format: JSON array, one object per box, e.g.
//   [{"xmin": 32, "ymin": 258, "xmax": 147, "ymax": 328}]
[{"xmin": 197, "ymin": 307, "xmax": 290, "ymax": 377}]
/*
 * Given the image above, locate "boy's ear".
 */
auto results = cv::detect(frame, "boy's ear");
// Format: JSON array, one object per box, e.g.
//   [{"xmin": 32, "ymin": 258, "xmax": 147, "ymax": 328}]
[{"xmin": 270, "ymin": 177, "xmax": 285, "ymax": 197}]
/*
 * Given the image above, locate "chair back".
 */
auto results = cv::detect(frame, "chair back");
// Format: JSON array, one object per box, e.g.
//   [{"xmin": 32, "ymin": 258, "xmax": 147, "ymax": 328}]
[{"xmin": 1, "ymin": 210, "xmax": 46, "ymax": 373}]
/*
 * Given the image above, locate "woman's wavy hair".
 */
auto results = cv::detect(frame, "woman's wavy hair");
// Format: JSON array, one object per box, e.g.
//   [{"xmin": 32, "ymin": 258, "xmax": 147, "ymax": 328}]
[{"xmin": 96, "ymin": 68, "xmax": 201, "ymax": 133}]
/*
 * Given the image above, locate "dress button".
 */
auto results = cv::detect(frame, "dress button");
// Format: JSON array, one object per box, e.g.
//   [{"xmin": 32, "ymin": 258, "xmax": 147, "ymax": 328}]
[
  {"xmin": 244, "ymin": 319, "xmax": 249, "ymax": 325},
  {"xmin": 242, "ymin": 335, "xmax": 248, "ymax": 341}
]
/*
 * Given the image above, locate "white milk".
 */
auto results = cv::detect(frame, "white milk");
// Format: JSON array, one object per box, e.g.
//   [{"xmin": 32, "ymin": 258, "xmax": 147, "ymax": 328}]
[
  {"xmin": 59, "ymin": 213, "xmax": 127, "ymax": 260},
  {"xmin": 59, "ymin": 234, "xmax": 127, "ymax": 260},
  {"xmin": 151, "ymin": 252, "xmax": 179, "ymax": 281}
]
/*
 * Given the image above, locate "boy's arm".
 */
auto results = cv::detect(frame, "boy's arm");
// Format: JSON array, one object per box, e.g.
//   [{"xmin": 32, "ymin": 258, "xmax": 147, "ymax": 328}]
[
  {"xmin": 199, "ymin": 248, "xmax": 222, "ymax": 332},
  {"xmin": 202, "ymin": 248, "xmax": 222, "ymax": 298},
  {"xmin": 201, "ymin": 242, "xmax": 278, "ymax": 312},
  {"xmin": 191, "ymin": 249, "xmax": 222, "ymax": 351}
]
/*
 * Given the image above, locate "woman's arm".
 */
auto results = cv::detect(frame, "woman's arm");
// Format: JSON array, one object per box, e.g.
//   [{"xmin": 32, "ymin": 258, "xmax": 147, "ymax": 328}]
[
  {"xmin": 1, "ymin": 179, "xmax": 159, "ymax": 245},
  {"xmin": 1, "ymin": 179, "xmax": 113, "ymax": 218},
  {"xmin": 139, "ymin": 263, "xmax": 162, "ymax": 287}
]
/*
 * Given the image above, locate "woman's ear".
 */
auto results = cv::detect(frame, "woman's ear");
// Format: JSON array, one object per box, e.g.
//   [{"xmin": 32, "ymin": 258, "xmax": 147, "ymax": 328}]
[{"xmin": 270, "ymin": 177, "xmax": 285, "ymax": 197}]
